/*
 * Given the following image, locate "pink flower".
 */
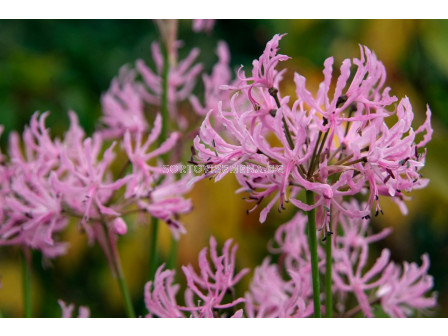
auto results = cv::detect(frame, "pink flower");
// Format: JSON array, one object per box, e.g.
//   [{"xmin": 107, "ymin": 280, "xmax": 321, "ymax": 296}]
[
  {"xmin": 233, "ymin": 34, "xmax": 289, "ymax": 110},
  {"xmin": 190, "ymin": 41, "xmax": 236, "ymax": 116},
  {"xmin": 144, "ymin": 237, "xmax": 249, "ymax": 317},
  {"xmin": 245, "ymin": 259, "xmax": 313, "ymax": 318},
  {"xmin": 0, "ymin": 113, "xmax": 68, "ymax": 257},
  {"xmin": 100, "ymin": 66, "xmax": 148, "ymax": 139},
  {"xmin": 331, "ymin": 202, "xmax": 436, "ymax": 317},
  {"xmin": 122, "ymin": 113, "xmax": 192, "ymax": 239},
  {"xmin": 192, "ymin": 35, "xmax": 433, "ymax": 224},
  {"xmin": 136, "ymin": 41, "xmax": 203, "ymax": 129},
  {"xmin": 123, "ymin": 114, "xmax": 179, "ymax": 198},
  {"xmin": 58, "ymin": 300, "xmax": 90, "ymax": 318},
  {"xmin": 54, "ymin": 135, "xmax": 130, "ymax": 242},
  {"xmin": 377, "ymin": 254, "xmax": 437, "ymax": 317}
]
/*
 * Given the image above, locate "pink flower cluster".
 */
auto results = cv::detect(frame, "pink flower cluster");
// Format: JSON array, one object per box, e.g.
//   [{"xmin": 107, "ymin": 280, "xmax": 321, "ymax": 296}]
[
  {"xmin": 144, "ymin": 237, "xmax": 248, "ymax": 318},
  {"xmin": 0, "ymin": 49, "xmax": 195, "ymax": 257},
  {"xmin": 192, "ymin": 34, "xmax": 433, "ymax": 228},
  {"xmin": 145, "ymin": 203, "xmax": 436, "ymax": 318}
]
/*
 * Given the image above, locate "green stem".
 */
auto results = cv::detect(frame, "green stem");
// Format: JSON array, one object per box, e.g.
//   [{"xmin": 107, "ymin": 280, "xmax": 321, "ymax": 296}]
[
  {"xmin": 21, "ymin": 248, "xmax": 32, "ymax": 318},
  {"xmin": 167, "ymin": 237, "xmax": 178, "ymax": 270},
  {"xmin": 115, "ymin": 266, "xmax": 135, "ymax": 318},
  {"xmin": 102, "ymin": 221, "xmax": 135, "ymax": 318},
  {"xmin": 325, "ymin": 233, "xmax": 333, "ymax": 318},
  {"xmin": 148, "ymin": 216, "xmax": 160, "ymax": 280},
  {"xmin": 270, "ymin": 89, "xmax": 294, "ymax": 150},
  {"xmin": 305, "ymin": 190, "xmax": 321, "ymax": 317}
]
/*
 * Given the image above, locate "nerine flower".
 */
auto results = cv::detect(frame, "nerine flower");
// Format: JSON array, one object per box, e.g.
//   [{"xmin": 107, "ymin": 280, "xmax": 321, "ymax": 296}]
[
  {"xmin": 123, "ymin": 113, "xmax": 192, "ymax": 239},
  {"xmin": 377, "ymin": 254, "xmax": 437, "ymax": 318},
  {"xmin": 192, "ymin": 34, "xmax": 433, "ymax": 225},
  {"xmin": 245, "ymin": 259, "xmax": 313, "ymax": 318},
  {"xmin": 136, "ymin": 41, "xmax": 203, "ymax": 128},
  {"xmin": 144, "ymin": 237, "xmax": 248, "ymax": 317},
  {"xmin": 100, "ymin": 66, "xmax": 148, "ymax": 139},
  {"xmin": 190, "ymin": 41, "xmax": 236, "ymax": 116},
  {"xmin": 332, "ymin": 202, "xmax": 436, "ymax": 317},
  {"xmin": 0, "ymin": 113, "xmax": 68, "ymax": 257}
]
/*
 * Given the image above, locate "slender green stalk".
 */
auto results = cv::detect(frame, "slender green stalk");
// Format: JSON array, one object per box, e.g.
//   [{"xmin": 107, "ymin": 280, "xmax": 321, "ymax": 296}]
[
  {"xmin": 167, "ymin": 238, "xmax": 178, "ymax": 270},
  {"xmin": 115, "ymin": 266, "xmax": 135, "ymax": 318},
  {"xmin": 148, "ymin": 216, "xmax": 160, "ymax": 280},
  {"xmin": 325, "ymin": 233, "xmax": 333, "ymax": 318},
  {"xmin": 305, "ymin": 190, "xmax": 321, "ymax": 317},
  {"xmin": 269, "ymin": 88, "xmax": 294, "ymax": 150},
  {"xmin": 102, "ymin": 220, "xmax": 135, "ymax": 318},
  {"xmin": 21, "ymin": 248, "xmax": 32, "ymax": 318}
]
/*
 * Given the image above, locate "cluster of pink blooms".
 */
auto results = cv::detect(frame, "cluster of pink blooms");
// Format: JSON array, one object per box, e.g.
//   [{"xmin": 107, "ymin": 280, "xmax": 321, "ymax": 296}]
[
  {"xmin": 0, "ymin": 20, "xmax": 437, "ymax": 318},
  {"xmin": 144, "ymin": 202, "xmax": 435, "ymax": 317},
  {"xmin": 191, "ymin": 34, "xmax": 433, "ymax": 230},
  {"xmin": 0, "ymin": 44, "xmax": 197, "ymax": 258}
]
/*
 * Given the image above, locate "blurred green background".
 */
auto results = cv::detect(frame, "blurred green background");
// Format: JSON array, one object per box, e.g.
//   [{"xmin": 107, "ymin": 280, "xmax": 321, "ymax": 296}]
[{"xmin": 0, "ymin": 20, "xmax": 447, "ymax": 317}]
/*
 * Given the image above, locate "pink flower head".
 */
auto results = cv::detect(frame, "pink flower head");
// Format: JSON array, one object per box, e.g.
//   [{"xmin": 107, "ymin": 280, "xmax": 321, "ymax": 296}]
[
  {"xmin": 53, "ymin": 133, "xmax": 130, "ymax": 243},
  {"xmin": 235, "ymin": 34, "xmax": 290, "ymax": 110},
  {"xmin": 58, "ymin": 300, "xmax": 90, "ymax": 318},
  {"xmin": 245, "ymin": 259, "xmax": 313, "ymax": 318},
  {"xmin": 136, "ymin": 41, "xmax": 203, "ymax": 129},
  {"xmin": 0, "ymin": 113, "xmax": 68, "ymax": 257},
  {"xmin": 190, "ymin": 41, "xmax": 236, "ymax": 116},
  {"xmin": 123, "ymin": 114, "xmax": 192, "ymax": 239},
  {"xmin": 377, "ymin": 254, "xmax": 437, "ymax": 317},
  {"xmin": 100, "ymin": 66, "xmax": 148, "ymax": 139},
  {"xmin": 331, "ymin": 203, "xmax": 436, "ymax": 317},
  {"xmin": 123, "ymin": 114, "xmax": 179, "ymax": 198},
  {"xmin": 193, "ymin": 36, "xmax": 433, "ymax": 224},
  {"xmin": 144, "ymin": 237, "xmax": 249, "ymax": 318}
]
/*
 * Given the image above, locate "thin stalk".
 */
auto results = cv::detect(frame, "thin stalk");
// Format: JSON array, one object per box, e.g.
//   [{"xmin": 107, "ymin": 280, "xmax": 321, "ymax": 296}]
[
  {"xmin": 325, "ymin": 233, "xmax": 333, "ymax": 318},
  {"xmin": 307, "ymin": 131, "xmax": 323, "ymax": 179},
  {"xmin": 270, "ymin": 88, "xmax": 294, "ymax": 150},
  {"xmin": 148, "ymin": 216, "xmax": 160, "ymax": 280},
  {"xmin": 115, "ymin": 265, "xmax": 135, "ymax": 318},
  {"xmin": 21, "ymin": 248, "xmax": 32, "ymax": 318},
  {"xmin": 309, "ymin": 130, "xmax": 329, "ymax": 178},
  {"xmin": 167, "ymin": 238, "xmax": 179, "ymax": 270},
  {"xmin": 103, "ymin": 223, "xmax": 136, "ymax": 318},
  {"xmin": 305, "ymin": 190, "xmax": 321, "ymax": 317}
]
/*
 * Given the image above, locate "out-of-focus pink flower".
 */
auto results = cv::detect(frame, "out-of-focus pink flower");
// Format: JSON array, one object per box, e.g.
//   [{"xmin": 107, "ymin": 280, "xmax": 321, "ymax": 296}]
[
  {"xmin": 332, "ymin": 202, "xmax": 436, "ymax": 317},
  {"xmin": 58, "ymin": 300, "xmax": 90, "ymax": 318},
  {"xmin": 122, "ymin": 113, "xmax": 192, "ymax": 239},
  {"xmin": 100, "ymin": 66, "xmax": 148, "ymax": 139},
  {"xmin": 245, "ymin": 259, "xmax": 313, "ymax": 318},
  {"xmin": 192, "ymin": 19, "xmax": 215, "ymax": 33},
  {"xmin": 0, "ymin": 113, "xmax": 68, "ymax": 257},
  {"xmin": 136, "ymin": 41, "xmax": 203, "ymax": 129},
  {"xmin": 190, "ymin": 41, "xmax": 236, "ymax": 116},
  {"xmin": 53, "ymin": 135, "xmax": 130, "ymax": 242},
  {"xmin": 377, "ymin": 254, "xmax": 437, "ymax": 317},
  {"xmin": 144, "ymin": 237, "xmax": 249, "ymax": 317}
]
